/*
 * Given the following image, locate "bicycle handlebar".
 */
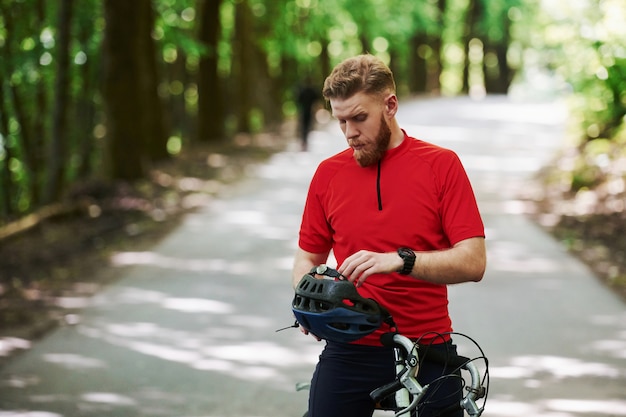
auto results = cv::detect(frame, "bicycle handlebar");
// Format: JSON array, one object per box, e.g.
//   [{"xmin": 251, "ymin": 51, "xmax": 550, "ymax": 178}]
[{"xmin": 370, "ymin": 332, "xmax": 486, "ymax": 417}]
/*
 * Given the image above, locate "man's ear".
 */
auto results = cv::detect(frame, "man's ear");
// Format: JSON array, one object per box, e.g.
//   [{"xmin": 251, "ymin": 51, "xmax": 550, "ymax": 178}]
[{"xmin": 385, "ymin": 94, "xmax": 398, "ymax": 116}]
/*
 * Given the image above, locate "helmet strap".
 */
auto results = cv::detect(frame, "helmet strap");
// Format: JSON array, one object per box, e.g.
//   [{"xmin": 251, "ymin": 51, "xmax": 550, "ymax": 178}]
[
  {"xmin": 378, "ymin": 304, "xmax": 398, "ymax": 333},
  {"xmin": 308, "ymin": 264, "xmax": 347, "ymax": 280},
  {"xmin": 275, "ymin": 320, "xmax": 300, "ymax": 333}
]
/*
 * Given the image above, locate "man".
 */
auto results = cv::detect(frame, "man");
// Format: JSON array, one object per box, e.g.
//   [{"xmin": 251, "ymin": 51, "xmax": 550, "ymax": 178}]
[
  {"xmin": 296, "ymin": 80, "xmax": 320, "ymax": 151},
  {"xmin": 291, "ymin": 54, "xmax": 486, "ymax": 417}
]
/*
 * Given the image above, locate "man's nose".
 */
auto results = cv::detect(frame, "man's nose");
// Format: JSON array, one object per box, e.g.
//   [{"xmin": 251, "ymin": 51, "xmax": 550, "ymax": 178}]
[{"xmin": 344, "ymin": 121, "xmax": 358, "ymax": 139}]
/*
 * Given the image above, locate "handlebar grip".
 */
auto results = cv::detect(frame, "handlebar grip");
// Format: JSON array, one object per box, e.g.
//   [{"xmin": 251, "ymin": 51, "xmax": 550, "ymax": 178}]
[{"xmin": 369, "ymin": 378, "xmax": 403, "ymax": 403}]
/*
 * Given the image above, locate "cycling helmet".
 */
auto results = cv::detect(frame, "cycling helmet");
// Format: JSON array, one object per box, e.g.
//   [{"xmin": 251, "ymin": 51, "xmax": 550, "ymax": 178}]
[{"xmin": 292, "ymin": 265, "xmax": 391, "ymax": 343}]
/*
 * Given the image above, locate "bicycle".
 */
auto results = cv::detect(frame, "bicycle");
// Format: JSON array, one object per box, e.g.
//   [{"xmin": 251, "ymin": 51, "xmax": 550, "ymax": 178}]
[
  {"xmin": 296, "ymin": 330, "xmax": 489, "ymax": 417},
  {"xmin": 285, "ymin": 265, "xmax": 490, "ymax": 417}
]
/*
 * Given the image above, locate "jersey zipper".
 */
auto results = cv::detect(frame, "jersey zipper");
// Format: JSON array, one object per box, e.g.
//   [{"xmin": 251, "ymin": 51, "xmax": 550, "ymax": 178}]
[{"xmin": 377, "ymin": 160, "xmax": 383, "ymax": 211}]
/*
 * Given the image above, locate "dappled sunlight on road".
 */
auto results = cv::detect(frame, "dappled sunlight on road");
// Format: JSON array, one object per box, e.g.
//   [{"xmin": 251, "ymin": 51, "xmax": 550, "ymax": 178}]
[
  {"xmin": 91, "ymin": 287, "xmax": 233, "ymax": 315},
  {"xmin": 163, "ymin": 297, "xmax": 233, "ymax": 313},
  {"xmin": 109, "ymin": 251, "xmax": 294, "ymax": 275},
  {"xmin": 486, "ymin": 398, "xmax": 626, "ymax": 416},
  {"xmin": 75, "ymin": 318, "xmax": 320, "ymax": 386},
  {"xmin": 484, "ymin": 323, "xmax": 626, "ymax": 416},
  {"xmin": 487, "ymin": 239, "xmax": 561, "ymax": 273},
  {"xmin": 545, "ymin": 399, "xmax": 626, "ymax": 415},
  {"xmin": 591, "ymin": 336, "xmax": 626, "ymax": 359},
  {"xmin": 80, "ymin": 392, "xmax": 136, "ymax": 406},
  {"xmin": 0, "ymin": 337, "xmax": 31, "ymax": 358},
  {"xmin": 202, "ymin": 341, "xmax": 309, "ymax": 366},
  {"xmin": 111, "ymin": 251, "xmax": 230, "ymax": 271},
  {"xmin": 61, "ymin": 281, "xmax": 322, "ymax": 392},
  {"xmin": 0, "ymin": 387, "xmax": 199, "ymax": 416},
  {"xmin": 42, "ymin": 353, "xmax": 106, "ymax": 370},
  {"xmin": 490, "ymin": 355, "xmax": 623, "ymax": 380}
]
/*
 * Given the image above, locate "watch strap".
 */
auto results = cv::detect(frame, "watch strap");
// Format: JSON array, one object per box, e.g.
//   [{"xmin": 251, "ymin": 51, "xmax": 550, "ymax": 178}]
[{"xmin": 397, "ymin": 247, "xmax": 415, "ymax": 275}]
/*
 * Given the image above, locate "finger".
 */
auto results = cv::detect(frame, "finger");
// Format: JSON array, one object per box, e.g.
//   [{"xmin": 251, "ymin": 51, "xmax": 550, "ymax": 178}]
[
  {"xmin": 339, "ymin": 250, "xmax": 367, "ymax": 269},
  {"xmin": 354, "ymin": 261, "xmax": 378, "ymax": 287},
  {"xmin": 337, "ymin": 258, "xmax": 356, "ymax": 277},
  {"xmin": 340, "ymin": 253, "xmax": 368, "ymax": 280}
]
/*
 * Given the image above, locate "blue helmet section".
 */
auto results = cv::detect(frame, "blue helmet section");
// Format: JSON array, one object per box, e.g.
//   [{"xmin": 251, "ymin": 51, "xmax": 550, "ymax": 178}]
[
  {"xmin": 292, "ymin": 267, "xmax": 387, "ymax": 343},
  {"xmin": 293, "ymin": 306, "xmax": 383, "ymax": 343}
]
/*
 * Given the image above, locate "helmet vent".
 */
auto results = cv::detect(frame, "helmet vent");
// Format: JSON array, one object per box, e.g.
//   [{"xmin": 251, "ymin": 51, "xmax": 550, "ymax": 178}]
[{"xmin": 312, "ymin": 300, "xmax": 332, "ymax": 312}]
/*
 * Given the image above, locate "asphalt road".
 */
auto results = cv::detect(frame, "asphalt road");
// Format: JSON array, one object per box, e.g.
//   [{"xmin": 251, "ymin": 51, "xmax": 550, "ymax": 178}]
[{"xmin": 0, "ymin": 96, "xmax": 624, "ymax": 417}]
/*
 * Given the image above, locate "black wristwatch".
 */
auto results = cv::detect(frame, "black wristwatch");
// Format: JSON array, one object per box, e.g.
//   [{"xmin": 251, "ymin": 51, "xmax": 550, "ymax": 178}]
[{"xmin": 397, "ymin": 247, "xmax": 416, "ymax": 275}]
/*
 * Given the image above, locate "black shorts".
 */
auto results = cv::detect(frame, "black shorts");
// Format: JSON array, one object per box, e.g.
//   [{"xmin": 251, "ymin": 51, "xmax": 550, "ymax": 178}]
[{"xmin": 307, "ymin": 340, "xmax": 463, "ymax": 417}]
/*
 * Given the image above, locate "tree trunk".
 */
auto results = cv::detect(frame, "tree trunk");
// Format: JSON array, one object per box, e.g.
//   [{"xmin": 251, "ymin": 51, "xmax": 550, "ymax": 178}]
[
  {"xmin": 0, "ymin": 74, "xmax": 13, "ymax": 217},
  {"xmin": 461, "ymin": 0, "xmax": 481, "ymax": 94},
  {"xmin": 483, "ymin": 12, "xmax": 513, "ymax": 95},
  {"xmin": 496, "ymin": 41, "xmax": 513, "ymax": 92},
  {"xmin": 484, "ymin": 43, "xmax": 510, "ymax": 94},
  {"xmin": 75, "ymin": 4, "xmax": 99, "ymax": 178},
  {"xmin": 257, "ymin": 52, "xmax": 282, "ymax": 129},
  {"xmin": 431, "ymin": 0, "xmax": 446, "ymax": 93},
  {"xmin": 166, "ymin": 51, "xmax": 190, "ymax": 141},
  {"xmin": 233, "ymin": 0, "xmax": 253, "ymax": 133},
  {"xmin": 138, "ymin": 0, "xmax": 169, "ymax": 162},
  {"xmin": 359, "ymin": 34, "xmax": 369, "ymax": 54},
  {"xmin": 197, "ymin": 0, "xmax": 224, "ymax": 142},
  {"xmin": 0, "ymin": 2, "xmax": 37, "ymax": 209},
  {"xmin": 409, "ymin": 33, "xmax": 428, "ymax": 93},
  {"xmin": 319, "ymin": 39, "xmax": 331, "ymax": 84},
  {"xmin": 32, "ymin": 0, "xmax": 47, "ymax": 205},
  {"xmin": 44, "ymin": 0, "xmax": 73, "ymax": 204},
  {"xmin": 101, "ymin": 0, "xmax": 148, "ymax": 180}
]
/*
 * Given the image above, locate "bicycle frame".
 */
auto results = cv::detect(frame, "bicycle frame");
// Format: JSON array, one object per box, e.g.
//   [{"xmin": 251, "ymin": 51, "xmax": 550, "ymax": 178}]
[{"xmin": 370, "ymin": 332, "xmax": 486, "ymax": 417}]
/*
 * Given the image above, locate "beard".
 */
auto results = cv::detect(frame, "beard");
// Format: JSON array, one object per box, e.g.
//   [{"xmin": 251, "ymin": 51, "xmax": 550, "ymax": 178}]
[{"xmin": 354, "ymin": 115, "xmax": 391, "ymax": 167}]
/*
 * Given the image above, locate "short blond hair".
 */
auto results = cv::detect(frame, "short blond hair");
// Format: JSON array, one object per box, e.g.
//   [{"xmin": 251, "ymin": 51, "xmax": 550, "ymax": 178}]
[{"xmin": 322, "ymin": 54, "xmax": 396, "ymax": 100}]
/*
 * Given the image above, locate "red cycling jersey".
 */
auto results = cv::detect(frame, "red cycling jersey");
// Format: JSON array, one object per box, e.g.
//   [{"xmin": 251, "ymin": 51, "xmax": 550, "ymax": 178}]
[{"xmin": 298, "ymin": 131, "xmax": 485, "ymax": 345}]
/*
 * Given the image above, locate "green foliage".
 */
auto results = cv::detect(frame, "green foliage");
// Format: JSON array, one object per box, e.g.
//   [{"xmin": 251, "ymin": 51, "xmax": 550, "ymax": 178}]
[
  {"xmin": 1, "ymin": 0, "xmax": 625, "ymax": 222},
  {"xmin": 526, "ymin": 0, "xmax": 626, "ymax": 193},
  {"xmin": 154, "ymin": 0, "xmax": 208, "ymax": 58},
  {"xmin": 533, "ymin": 0, "xmax": 626, "ymax": 141}
]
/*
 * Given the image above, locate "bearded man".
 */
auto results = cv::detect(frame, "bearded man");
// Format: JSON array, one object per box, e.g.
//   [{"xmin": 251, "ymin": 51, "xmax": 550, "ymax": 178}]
[{"xmin": 291, "ymin": 54, "xmax": 486, "ymax": 417}]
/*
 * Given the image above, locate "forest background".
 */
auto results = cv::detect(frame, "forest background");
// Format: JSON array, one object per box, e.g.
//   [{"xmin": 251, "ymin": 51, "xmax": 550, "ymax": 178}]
[{"xmin": 0, "ymin": 0, "xmax": 625, "ymax": 333}]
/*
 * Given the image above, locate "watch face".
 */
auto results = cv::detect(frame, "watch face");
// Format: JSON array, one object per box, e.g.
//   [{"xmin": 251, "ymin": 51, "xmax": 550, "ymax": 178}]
[{"xmin": 316, "ymin": 264, "xmax": 328, "ymax": 275}]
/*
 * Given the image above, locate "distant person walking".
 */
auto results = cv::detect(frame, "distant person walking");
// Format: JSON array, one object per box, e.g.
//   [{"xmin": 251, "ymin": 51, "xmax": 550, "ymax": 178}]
[{"xmin": 296, "ymin": 82, "xmax": 320, "ymax": 151}]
